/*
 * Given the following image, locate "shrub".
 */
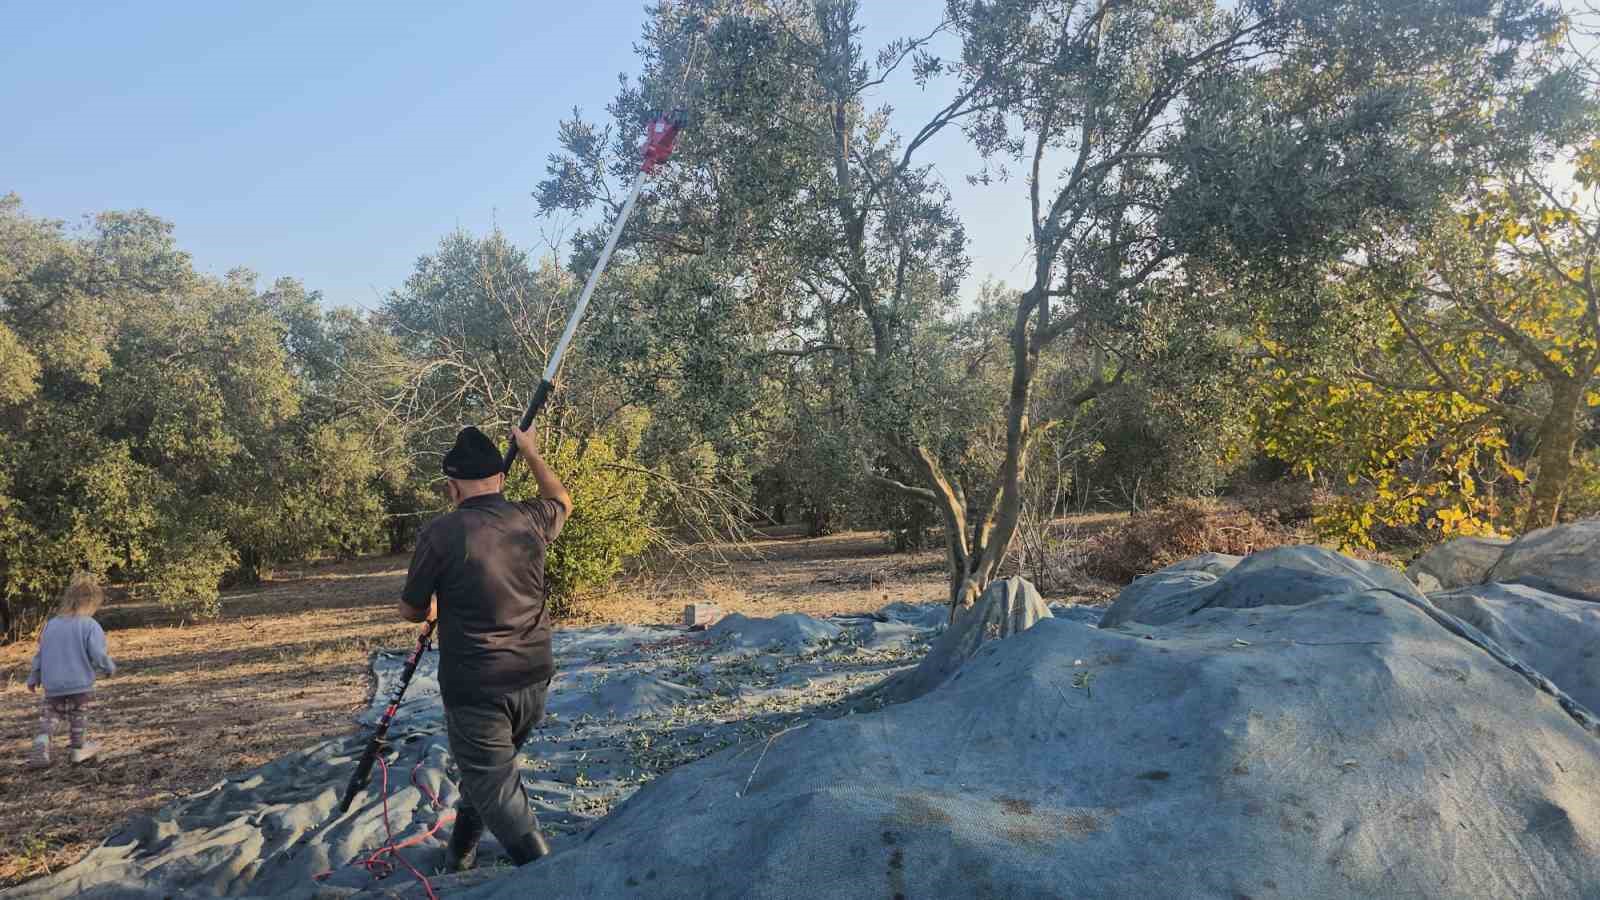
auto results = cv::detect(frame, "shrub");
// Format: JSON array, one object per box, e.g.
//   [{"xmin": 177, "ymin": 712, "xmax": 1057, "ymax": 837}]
[
  {"xmin": 141, "ymin": 527, "xmax": 237, "ymax": 620},
  {"xmin": 1084, "ymin": 377, "xmax": 1254, "ymax": 508},
  {"xmin": 508, "ymin": 435, "xmax": 653, "ymax": 618},
  {"xmin": 1080, "ymin": 498, "xmax": 1302, "ymax": 584}
]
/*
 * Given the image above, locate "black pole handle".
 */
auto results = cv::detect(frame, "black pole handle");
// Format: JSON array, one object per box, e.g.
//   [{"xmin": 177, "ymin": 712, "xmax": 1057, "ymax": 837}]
[
  {"xmin": 338, "ymin": 738, "xmax": 382, "ymax": 814},
  {"xmin": 337, "ymin": 619, "xmax": 435, "ymax": 814},
  {"xmin": 502, "ymin": 379, "xmax": 555, "ymax": 475}
]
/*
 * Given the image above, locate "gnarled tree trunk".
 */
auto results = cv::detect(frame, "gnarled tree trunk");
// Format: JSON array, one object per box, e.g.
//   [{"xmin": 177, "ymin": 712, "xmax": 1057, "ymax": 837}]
[
  {"xmin": 1525, "ymin": 378, "xmax": 1584, "ymax": 530},
  {"xmin": 948, "ymin": 288, "xmax": 1044, "ymax": 616}
]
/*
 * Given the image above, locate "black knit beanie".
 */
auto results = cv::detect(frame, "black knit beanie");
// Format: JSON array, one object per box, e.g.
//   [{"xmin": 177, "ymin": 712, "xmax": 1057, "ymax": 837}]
[{"xmin": 442, "ymin": 426, "xmax": 502, "ymax": 480}]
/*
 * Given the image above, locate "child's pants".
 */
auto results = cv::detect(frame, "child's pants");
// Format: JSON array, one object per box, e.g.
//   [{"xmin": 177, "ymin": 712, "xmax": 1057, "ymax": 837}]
[{"xmin": 31, "ymin": 692, "xmax": 92, "ymax": 764}]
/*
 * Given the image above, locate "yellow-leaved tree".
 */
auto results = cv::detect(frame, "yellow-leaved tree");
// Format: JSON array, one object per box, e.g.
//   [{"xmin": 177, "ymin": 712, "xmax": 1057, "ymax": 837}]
[{"xmin": 1260, "ymin": 141, "xmax": 1600, "ymax": 546}]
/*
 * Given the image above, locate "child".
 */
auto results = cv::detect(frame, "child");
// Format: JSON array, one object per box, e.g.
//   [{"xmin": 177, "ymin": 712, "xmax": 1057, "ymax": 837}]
[{"xmin": 25, "ymin": 571, "xmax": 116, "ymax": 767}]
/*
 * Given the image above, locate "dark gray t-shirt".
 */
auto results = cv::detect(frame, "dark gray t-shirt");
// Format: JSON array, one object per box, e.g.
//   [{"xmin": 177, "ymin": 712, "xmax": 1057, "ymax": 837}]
[{"xmin": 402, "ymin": 493, "xmax": 567, "ymax": 704}]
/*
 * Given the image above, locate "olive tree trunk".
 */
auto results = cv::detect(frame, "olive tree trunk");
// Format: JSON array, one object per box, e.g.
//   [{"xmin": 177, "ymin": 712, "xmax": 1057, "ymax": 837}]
[{"xmin": 1525, "ymin": 378, "xmax": 1585, "ymax": 530}]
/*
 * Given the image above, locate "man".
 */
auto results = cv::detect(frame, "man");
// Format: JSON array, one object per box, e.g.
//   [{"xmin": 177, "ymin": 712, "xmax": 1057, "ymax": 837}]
[{"xmin": 399, "ymin": 424, "xmax": 572, "ymax": 869}]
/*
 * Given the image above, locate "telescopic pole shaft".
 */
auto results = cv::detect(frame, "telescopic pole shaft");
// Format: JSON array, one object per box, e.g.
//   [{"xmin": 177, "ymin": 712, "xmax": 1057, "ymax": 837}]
[{"xmin": 501, "ymin": 166, "xmax": 650, "ymax": 474}]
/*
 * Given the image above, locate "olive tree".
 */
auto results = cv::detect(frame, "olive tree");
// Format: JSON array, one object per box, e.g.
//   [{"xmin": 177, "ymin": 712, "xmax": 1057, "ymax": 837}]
[{"xmin": 540, "ymin": 0, "xmax": 1567, "ymax": 614}]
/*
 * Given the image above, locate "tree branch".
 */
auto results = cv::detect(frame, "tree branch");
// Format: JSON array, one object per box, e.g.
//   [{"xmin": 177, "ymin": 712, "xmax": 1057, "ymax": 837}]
[
  {"xmin": 767, "ymin": 343, "xmax": 848, "ymax": 358},
  {"xmin": 865, "ymin": 472, "xmax": 939, "ymax": 504},
  {"xmin": 1383, "ymin": 302, "xmax": 1530, "ymax": 422}
]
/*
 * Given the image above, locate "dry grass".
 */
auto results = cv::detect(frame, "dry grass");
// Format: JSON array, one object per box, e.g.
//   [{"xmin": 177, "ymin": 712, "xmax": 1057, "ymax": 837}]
[{"xmin": 568, "ymin": 529, "xmax": 954, "ymax": 626}]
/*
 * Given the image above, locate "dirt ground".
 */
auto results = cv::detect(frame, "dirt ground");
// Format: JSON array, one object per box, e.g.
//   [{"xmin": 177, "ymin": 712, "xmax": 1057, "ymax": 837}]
[{"xmin": 0, "ymin": 523, "xmax": 1120, "ymax": 886}]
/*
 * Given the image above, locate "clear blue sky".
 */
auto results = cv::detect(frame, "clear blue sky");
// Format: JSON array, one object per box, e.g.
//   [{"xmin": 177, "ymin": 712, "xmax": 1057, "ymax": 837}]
[{"xmin": 2, "ymin": 2, "xmax": 1032, "ymax": 310}]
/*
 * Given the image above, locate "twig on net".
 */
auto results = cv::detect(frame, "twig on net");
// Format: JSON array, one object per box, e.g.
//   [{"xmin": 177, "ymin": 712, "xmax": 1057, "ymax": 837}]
[{"xmin": 737, "ymin": 724, "xmax": 807, "ymax": 798}]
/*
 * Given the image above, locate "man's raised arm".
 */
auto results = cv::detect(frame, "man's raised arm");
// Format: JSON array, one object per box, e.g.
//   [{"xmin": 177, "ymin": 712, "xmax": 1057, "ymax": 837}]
[{"xmin": 511, "ymin": 426, "xmax": 572, "ymax": 515}]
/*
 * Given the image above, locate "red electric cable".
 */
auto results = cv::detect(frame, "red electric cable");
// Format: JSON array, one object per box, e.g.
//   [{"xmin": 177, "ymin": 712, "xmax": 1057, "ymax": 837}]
[{"xmin": 314, "ymin": 754, "xmax": 456, "ymax": 899}]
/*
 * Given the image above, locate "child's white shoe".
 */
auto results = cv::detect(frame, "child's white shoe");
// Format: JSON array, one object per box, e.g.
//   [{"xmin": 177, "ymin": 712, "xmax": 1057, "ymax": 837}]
[
  {"xmin": 69, "ymin": 741, "xmax": 100, "ymax": 765},
  {"xmin": 28, "ymin": 735, "xmax": 50, "ymax": 768}
]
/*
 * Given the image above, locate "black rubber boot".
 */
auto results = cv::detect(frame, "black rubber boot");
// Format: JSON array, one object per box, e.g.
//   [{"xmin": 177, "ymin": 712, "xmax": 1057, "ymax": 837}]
[
  {"xmin": 505, "ymin": 830, "xmax": 552, "ymax": 866},
  {"xmin": 445, "ymin": 806, "xmax": 485, "ymax": 872}
]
